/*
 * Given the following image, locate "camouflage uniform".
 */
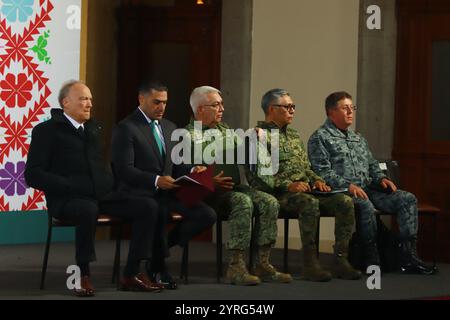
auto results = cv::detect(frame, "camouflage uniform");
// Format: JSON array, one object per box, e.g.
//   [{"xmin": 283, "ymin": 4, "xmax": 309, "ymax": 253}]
[
  {"xmin": 307, "ymin": 118, "xmax": 418, "ymax": 242},
  {"xmin": 185, "ymin": 120, "xmax": 279, "ymax": 250},
  {"xmin": 255, "ymin": 121, "xmax": 355, "ymax": 247}
]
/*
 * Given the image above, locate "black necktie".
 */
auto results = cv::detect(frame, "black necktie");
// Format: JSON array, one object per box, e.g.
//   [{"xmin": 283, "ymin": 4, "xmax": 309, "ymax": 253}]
[{"xmin": 77, "ymin": 126, "xmax": 85, "ymax": 137}]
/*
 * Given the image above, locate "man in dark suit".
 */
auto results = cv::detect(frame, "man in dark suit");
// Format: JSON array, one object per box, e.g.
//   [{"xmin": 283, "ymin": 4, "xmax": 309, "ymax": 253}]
[
  {"xmin": 111, "ymin": 80, "xmax": 216, "ymax": 289},
  {"xmin": 25, "ymin": 80, "xmax": 163, "ymax": 297}
]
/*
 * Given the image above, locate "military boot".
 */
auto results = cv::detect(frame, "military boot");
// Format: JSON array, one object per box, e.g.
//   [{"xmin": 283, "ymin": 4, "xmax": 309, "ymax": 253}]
[
  {"xmin": 302, "ymin": 245, "xmax": 332, "ymax": 282},
  {"xmin": 253, "ymin": 245, "xmax": 293, "ymax": 283},
  {"xmin": 225, "ymin": 250, "xmax": 261, "ymax": 285},
  {"xmin": 333, "ymin": 241, "xmax": 362, "ymax": 280},
  {"xmin": 399, "ymin": 237, "xmax": 436, "ymax": 275}
]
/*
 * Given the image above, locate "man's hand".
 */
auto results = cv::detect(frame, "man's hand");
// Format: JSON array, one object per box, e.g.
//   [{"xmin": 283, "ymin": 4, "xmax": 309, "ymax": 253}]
[
  {"xmin": 192, "ymin": 166, "xmax": 207, "ymax": 174},
  {"xmin": 213, "ymin": 171, "xmax": 234, "ymax": 190},
  {"xmin": 349, "ymin": 183, "xmax": 368, "ymax": 199},
  {"xmin": 157, "ymin": 176, "xmax": 179, "ymax": 190},
  {"xmin": 313, "ymin": 180, "xmax": 331, "ymax": 192},
  {"xmin": 381, "ymin": 178, "xmax": 397, "ymax": 193},
  {"xmin": 288, "ymin": 181, "xmax": 311, "ymax": 193}
]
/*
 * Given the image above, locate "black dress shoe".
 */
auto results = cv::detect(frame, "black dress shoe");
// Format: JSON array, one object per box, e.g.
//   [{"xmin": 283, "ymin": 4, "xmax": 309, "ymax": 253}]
[
  {"xmin": 151, "ymin": 271, "xmax": 178, "ymax": 290},
  {"xmin": 400, "ymin": 262, "xmax": 436, "ymax": 275}
]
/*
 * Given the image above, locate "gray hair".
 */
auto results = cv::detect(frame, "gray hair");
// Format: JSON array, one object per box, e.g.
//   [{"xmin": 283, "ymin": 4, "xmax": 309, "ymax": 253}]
[
  {"xmin": 190, "ymin": 86, "xmax": 221, "ymax": 115},
  {"xmin": 261, "ymin": 88, "xmax": 290, "ymax": 114},
  {"xmin": 58, "ymin": 80, "xmax": 85, "ymax": 108}
]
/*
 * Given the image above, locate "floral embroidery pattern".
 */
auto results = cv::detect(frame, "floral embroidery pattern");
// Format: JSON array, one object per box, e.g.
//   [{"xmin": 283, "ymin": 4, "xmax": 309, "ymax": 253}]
[
  {"xmin": 30, "ymin": 30, "xmax": 51, "ymax": 64},
  {"xmin": 1, "ymin": 0, "xmax": 34, "ymax": 23},
  {"xmin": 0, "ymin": 161, "xmax": 27, "ymax": 196},
  {"xmin": 0, "ymin": 73, "xmax": 33, "ymax": 108},
  {"xmin": 0, "ymin": 0, "xmax": 53, "ymax": 211}
]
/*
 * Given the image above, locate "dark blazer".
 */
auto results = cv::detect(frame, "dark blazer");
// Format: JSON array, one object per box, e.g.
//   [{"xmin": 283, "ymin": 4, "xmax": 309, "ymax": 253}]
[
  {"xmin": 25, "ymin": 109, "xmax": 114, "ymax": 217},
  {"xmin": 111, "ymin": 108, "xmax": 191, "ymax": 198}
]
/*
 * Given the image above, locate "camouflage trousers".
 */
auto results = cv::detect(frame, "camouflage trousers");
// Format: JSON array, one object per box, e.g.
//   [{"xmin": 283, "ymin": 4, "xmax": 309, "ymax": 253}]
[
  {"xmin": 277, "ymin": 192, "xmax": 355, "ymax": 246},
  {"xmin": 215, "ymin": 188, "xmax": 279, "ymax": 250},
  {"xmin": 354, "ymin": 188, "xmax": 418, "ymax": 242}
]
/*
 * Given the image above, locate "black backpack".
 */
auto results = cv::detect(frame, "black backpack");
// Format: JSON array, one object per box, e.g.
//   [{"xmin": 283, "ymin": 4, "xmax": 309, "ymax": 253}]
[{"xmin": 349, "ymin": 217, "xmax": 401, "ymax": 273}]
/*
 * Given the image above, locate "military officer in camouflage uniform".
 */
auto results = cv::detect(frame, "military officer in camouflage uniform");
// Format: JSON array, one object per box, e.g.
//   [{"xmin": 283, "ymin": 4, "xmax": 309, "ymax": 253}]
[
  {"xmin": 308, "ymin": 91, "xmax": 434, "ymax": 275},
  {"xmin": 186, "ymin": 86, "xmax": 292, "ymax": 285},
  {"xmin": 254, "ymin": 88, "xmax": 361, "ymax": 281}
]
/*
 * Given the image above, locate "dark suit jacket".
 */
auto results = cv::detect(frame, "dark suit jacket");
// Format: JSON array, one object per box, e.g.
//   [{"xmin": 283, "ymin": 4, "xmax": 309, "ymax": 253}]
[
  {"xmin": 25, "ymin": 109, "xmax": 114, "ymax": 217},
  {"xmin": 111, "ymin": 108, "xmax": 191, "ymax": 198}
]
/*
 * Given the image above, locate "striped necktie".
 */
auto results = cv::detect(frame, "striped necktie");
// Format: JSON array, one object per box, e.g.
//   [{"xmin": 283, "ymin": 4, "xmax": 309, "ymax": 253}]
[{"xmin": 150, "ymin": 120, "xmax": 164, "ymax": 156}]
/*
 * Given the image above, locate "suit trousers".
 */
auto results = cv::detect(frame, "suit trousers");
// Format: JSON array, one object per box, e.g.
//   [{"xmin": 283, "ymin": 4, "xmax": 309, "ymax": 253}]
[
  {"xmin": 58, "ymin": 196, "xmax": 159, "ymax": 265},
  {"xmin": 150, "ymin": 198, "xmax": 216, "ymax": 272}
]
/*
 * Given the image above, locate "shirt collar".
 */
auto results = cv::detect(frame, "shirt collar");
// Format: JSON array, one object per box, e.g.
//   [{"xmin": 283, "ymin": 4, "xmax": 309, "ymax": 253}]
[
  {"xmin": 324, "ymin": 118, "xmax": 360, "ymax": 140},
  {"xmin": 63, "ymin": 112, "xmax": 85, "ymax": 129},
  {"xmin": 138, "ymin": 107, "xmax": 159, "ymax": 125},
  {"xmin": 257, "ymin": 120, "xmax": 288, "ymax": 133}
]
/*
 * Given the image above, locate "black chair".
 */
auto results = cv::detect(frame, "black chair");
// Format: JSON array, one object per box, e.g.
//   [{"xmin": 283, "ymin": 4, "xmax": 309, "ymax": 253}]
[
  {"xmin": 41, "ymin": 210, "xmax": 191, "ymax": 290},
  {"xmin": 279, "ymin": 207, "xmax": 334, "ymax": 273},
  {"xmin": 278, "ymin": 209, "xmax": 296, "ymax": 273},
  {"xmin": 40, "ymin": 212, "xmax": 124, "ymax": 290},
  {"xmin": 170, "ymin": 212, "xmax": 190, "ymax": 284}
]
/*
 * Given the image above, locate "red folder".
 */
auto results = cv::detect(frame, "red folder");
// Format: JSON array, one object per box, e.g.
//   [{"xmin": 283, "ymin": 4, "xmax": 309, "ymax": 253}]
[{"xmin": 175, "ymin": 165, "xmax": 215, "ymax": 207}]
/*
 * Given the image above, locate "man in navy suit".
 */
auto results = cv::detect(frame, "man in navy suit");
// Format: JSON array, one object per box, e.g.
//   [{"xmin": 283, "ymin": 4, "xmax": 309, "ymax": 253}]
[{"xmin": 111, "ymin": 80, "xmax": 216, "ymax": 289}]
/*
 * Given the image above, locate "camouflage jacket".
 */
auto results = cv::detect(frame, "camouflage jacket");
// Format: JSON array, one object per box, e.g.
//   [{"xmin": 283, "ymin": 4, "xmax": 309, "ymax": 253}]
[
  {"xmin": 256, "ymin": 121, "xmax": 324, "ymax": 193},
  {"xmin": 185, "ymin": 119, "xmax": 274, "ymax": 193},
  {"xmin": 307, "ymin": 118, "xmax": 386, "ymax": 189}
]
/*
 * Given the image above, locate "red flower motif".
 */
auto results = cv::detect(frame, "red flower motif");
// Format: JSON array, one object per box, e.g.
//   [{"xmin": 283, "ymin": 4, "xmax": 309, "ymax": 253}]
[{"xmin": 0, "ymin": 73, "xmax": 33, "ymax": 108}]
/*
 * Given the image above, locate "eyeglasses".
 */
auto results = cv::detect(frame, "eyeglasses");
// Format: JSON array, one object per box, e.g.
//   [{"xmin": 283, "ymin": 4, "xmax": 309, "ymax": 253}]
[
  {"xmin": 202, "ymin": 101, "xmax": 224, "ymax": 109},
  {"xmin": 272, "ymin": 104, "xmax": 296, "ymax": 112},
  {"xmin": 336, "ymin": 104, "xmax": 357, "ymax": 112}
]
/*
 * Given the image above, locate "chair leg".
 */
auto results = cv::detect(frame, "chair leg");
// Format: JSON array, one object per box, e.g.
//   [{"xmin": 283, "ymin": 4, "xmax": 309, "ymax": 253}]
[
  {"xmin": 112, "ymin": 240, "xmax": 121, "ymax": 284},
  {"xmin": 112, "ymin": 225, "xmax": 122, "ymax": 285},
  {"xmin": 181, "ymin": 242, "xmax": 189, "ymax": 284},
  {"xmin": 40, "ymin": 222, "xmax": 53, "ymax": 290},
  {"xmin": 283, "ymin": 218, "xmax": 289, "ymax": 273},
  {"xmin": 248, "ymin": 216, "xmax": 257, "ymax": 272},
  {"xmin": 216, "ymin": 220, "xmax": 223, "ymax": 283},
  {"xmin": 432, "ymin": 214, "xmax": 437, "ymax": 269},
  {"xmin": 316, "ymin": 216, "xmax": 321, "ymax": 257}
]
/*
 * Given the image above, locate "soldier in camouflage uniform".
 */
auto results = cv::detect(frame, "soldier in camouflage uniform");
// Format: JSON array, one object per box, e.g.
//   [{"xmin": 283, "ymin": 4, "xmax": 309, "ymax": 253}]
[
  {"xmin": 308, "ymin": 91, "xmax": 434, "ymax": 275},
  {"xmin": 186, "ymin": 86, "xmax": 292, "ymax": 285},
  {"xmin": 253, "ymin": 88, "xmax": 361, "ymax": 281}
]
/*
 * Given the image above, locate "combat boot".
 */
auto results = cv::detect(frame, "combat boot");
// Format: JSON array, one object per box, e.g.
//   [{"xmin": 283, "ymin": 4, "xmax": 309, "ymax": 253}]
[
  {"xmin": 225, "ymin": 250, "xmax": 261, "ymax": 286},
  {"xmin": 399, "ymin": 237, "xmax": 436, "ymax": 275},
  {"xmin": 302, "ymin": 245, "xmax": 332, "ymax": 282},
  {"xmin": 253, "ymin": 245, "xmax": 293, "ymax": 283},
  {"xmin": 333, "ymin": 241, "xmax": 362, "ymax": 280}
]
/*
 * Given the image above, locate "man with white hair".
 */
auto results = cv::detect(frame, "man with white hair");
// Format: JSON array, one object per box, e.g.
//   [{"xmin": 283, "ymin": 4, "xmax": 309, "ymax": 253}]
[{"xmin": 185, "ymin": 86, "xmax": 292, "ymax": 286}]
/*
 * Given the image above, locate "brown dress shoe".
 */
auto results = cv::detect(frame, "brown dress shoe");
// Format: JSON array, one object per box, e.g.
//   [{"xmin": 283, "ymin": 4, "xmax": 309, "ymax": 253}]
[
  {"xmin": 74, "ymin": 276, "xmax": 95, "ymax": 297},
  {"xmin": 137, "ymin": 273, "xmax": 165, "ymax": 290},
  {"xmin": 120, "ymin": 273, "xmax": 163, "ymax": 292}
]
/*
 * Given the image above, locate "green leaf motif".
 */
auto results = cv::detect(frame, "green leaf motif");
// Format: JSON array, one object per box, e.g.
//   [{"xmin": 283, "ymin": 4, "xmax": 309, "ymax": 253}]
[{"xmin": 29, "ymin": 30, "xmax": 52, "ymax": 64}]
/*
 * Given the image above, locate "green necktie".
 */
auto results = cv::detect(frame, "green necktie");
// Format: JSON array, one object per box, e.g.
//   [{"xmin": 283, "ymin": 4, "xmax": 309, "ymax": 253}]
[{"xmin": 150, "ymin": 120, "xmax": 164, "ymax": 156}]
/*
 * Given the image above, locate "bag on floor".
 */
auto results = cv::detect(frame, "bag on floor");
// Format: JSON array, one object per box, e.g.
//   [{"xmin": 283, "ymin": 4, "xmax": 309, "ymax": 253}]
[{"xmin": 348, "ymin": 218, "xmax": 401, "ymax": 273}]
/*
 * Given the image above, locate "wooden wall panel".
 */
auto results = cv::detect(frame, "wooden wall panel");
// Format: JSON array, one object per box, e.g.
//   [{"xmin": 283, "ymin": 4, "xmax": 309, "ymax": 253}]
[{"xmin": 395, "ymin": 0, "xmax": 450, "ymax": 262}]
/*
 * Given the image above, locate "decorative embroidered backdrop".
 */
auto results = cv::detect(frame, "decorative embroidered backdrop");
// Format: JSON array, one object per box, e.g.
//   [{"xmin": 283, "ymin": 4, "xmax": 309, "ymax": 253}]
[{"xmin": 0, "ymin": 0, "xmax": 81, "ymax": 212}]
